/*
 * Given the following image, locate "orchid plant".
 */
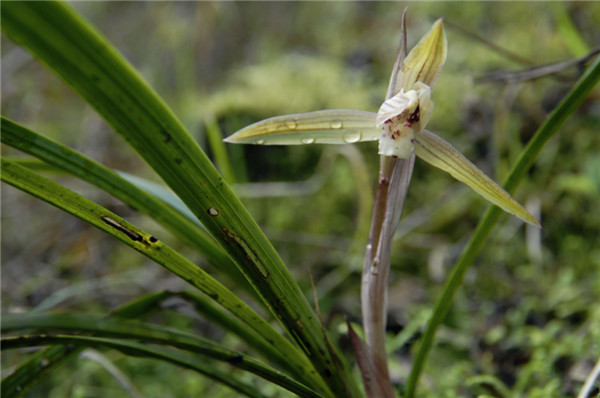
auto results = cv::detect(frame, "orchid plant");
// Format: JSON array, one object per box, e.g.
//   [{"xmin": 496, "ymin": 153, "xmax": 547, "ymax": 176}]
[
  {"xmin": 4, "ymin": 1, "xmax": 599, "ymax": 396},
  {"xmin": 225, "ymin": 12, "xmax": 539, "ymax": 395}
]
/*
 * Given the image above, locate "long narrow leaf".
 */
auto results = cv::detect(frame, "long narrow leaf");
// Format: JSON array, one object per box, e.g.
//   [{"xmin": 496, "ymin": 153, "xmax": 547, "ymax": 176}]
[
  {"xmin": 1, "ymin": 344, "xmax": 76, "ymax": 398},
  {"xmin": 406, "ymin": 50, "xmax": 600, "ymax": 398},
  {"xmin": 0, "ymin": 117, "xmax": 257, "ymax": 299},
  {"xmin": 1, "ymin": 4, "xmax": 357, "ymax": 394},
  {"xmin": 0, "ymin": 159, "xmax": 321, "ymax": 391},
  {"xmin": 1, "ymin": 313, "xmax": 322, "ymax": 398},
  {"xmin": 175, "ymin": 290, "xmax": 291, "ymax": 370},
  {"xmin": 0, "ymin": 291, "xmax": 172, "ymax": 397},
  {"xmin": 2, "ymin": 335, "xmax": 267, "ymax": 398},
  {"xmin": 0, "ymin": 290, "xmax": 282, "ymax": 398}
]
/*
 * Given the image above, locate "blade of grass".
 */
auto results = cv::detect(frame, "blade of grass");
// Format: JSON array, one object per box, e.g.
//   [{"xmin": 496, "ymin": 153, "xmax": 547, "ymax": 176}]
[
  {"xmin": 0, "ymin": 159, "xmax": 323, "ymax": 392},
  {"xmin": 204, "ymin": 114, "xmax": 236, "ymax": 184},
  {"xmin": 2, "ymin": 157, "xmax": 202, "ymax": 231},
  {"xmin": 0, "ymin": 4, "xmax": 357, "ymax": 394},
  {"xmin": 1, "ymin": 291, "xmax": 172, "ymax": 398},
  {"xmin": 175, "ymin": 290, "xmax": 291, "ymax": 370},
  {"xmin": 1, "ymin": 313, "xmax": 322, "ymax": 398},
  {"xmin": 0, "ymin": 117, "xmax": 257, "ymax": 299},
  {"xmin": 2, "ymin": 335, "xmax": 267, "ymax": 398},
  {"xmin": 406, "ymin": 52, "xmax": 600, "ymax": 398},
  {"xmin": 1, "ymin": 344, "xmax": 75, "ymax": 398}
]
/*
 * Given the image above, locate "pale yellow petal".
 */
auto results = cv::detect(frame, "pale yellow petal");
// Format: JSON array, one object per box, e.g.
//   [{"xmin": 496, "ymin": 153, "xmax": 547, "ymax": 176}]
[
  {"xmin": 223, "ymin": 110, "xmax": 380, "ymax": 145},
  {"xmin": 414, "ymin": 130, "xmax": 540, "ymax": 227},
  {"xmin": 394, "ymin": 18, "xmax": 447, "ymax": 92}
]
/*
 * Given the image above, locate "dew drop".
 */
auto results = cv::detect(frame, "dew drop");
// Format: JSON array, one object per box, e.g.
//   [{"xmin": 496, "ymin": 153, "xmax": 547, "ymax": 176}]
[
  {"xmin": 207, "ymin": 207, "xmax": 219, "ymax": 216},
  {"xmin": 342, "ymin": 132, "xmax": 362, "ymax": 143},
  {"xmin": 330, "ymin": 120, "xmax": 343, "ymax": 129},
  {"xmin": 285, "ymin": 119, "xmax": 297, "ymax": 129},
  {"xmin": 301, "ymin": 137, "xmax": 316, "ymax": 144},
  {"xmin": 255, "ymin": 139, "xmax": 265, "ymax": 145}
]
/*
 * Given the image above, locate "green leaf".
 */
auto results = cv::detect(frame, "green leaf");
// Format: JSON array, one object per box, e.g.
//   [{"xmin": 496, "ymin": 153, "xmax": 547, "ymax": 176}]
[
  {"xmin": 0, "ymin": 159, "xmax": 321, "ymax": 392},
  {"xmin": 1, "ymin": 4, "xmax": 357, "ymax": 394},
  {"xmin": 414, "ymin": 129, "xmax": 540, "ymax": 227},
  {"xmin": 2, "ymin": 313, "xmax": 322, "ymax": 398},
  {"xmin": 224, "ymin": 110, "xmax": 380, "ymax": 145},
  {"xmin": 1, "ymin": 291, "xmax": 171, "ymax": 397},
  {"xmin": 2, "ymin": 335, "xmax": 268, "ymax": 398},
  {"xmin": 1, "ymin": 344, "xmax": 76, "ymax": 398},
  {"xmin": 205, "ymin": 114, "xmax": 237, "ymax": 184},
  {"xmin": 0, "ymin": 117, "xmax": 257, "ymax": 298}
]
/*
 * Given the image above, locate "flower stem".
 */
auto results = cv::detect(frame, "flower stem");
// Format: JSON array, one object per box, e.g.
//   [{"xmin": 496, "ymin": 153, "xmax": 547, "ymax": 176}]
[{"xmin": 361, "ymin": 153, "xmax": 415, "ymax": 396}]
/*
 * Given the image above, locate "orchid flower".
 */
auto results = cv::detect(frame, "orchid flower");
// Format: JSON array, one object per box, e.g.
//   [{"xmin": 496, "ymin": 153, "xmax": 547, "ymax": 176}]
[{"xmin": 224, "ymin": 18, "xmax": 539, "ymax": 227}]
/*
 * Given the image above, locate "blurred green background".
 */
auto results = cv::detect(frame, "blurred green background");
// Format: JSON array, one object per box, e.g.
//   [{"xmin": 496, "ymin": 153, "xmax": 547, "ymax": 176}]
[{"xmin": 2, "ymin": 2, "xmax": 599, "ymax": 397}]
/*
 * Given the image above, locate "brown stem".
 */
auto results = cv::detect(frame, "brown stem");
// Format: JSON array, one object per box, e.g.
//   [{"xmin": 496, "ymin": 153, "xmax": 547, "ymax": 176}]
[{"xmin": 361, "ymin": 153, "xmax": 415, "ymax": 395}]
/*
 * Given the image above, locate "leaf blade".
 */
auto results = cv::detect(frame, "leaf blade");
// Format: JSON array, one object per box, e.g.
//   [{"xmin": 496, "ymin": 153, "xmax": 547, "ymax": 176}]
[
  {"xmin": 0, "ymin": 117, "xmax": 256, "ymax": 297},
  {"xmin": 2, "ymin": 335, "xmax": 267, "ymax": 398},
  {"xmin": 1, "ymin": 313, "xmax": 322, "ymax": 398},
  {"xmin": 1, "ymin": 3, "xmax": 357, "ymax": 394},
  {"xmin": 0, "ymin": 159, "xmax": 320, "ymax": 391}
]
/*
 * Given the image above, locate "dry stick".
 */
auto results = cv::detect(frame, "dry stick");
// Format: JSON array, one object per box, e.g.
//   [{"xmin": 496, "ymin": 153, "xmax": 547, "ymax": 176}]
[
  {"xmin": 475, "ymin": 47, "xmax": 600, "ymax": 83},
  {"xmin": 577, "ymin": 356, "xmax": 600, "ymax": 398}
]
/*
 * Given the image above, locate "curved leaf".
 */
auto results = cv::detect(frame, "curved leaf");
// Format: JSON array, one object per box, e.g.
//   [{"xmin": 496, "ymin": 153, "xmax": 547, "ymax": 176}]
[
  {"xmin": 0, "ymin": 117, "xmax": 257, "ymax": 298},
  {"xmin": 0, "ymin": 4, "xmax": 357, "ymax": 394},
  {"xmin": 2, "ymin": 335, "xmax": 267, "ymax": 398},
  {"xmin": 0, "ymin": 159, "xmax": 320, "ymax": 391},
  {"xmin": 1, "ymin": 313, "xmax": 322, "ymax": 398},
  {"xmin": 0, "ymin": 291, "xmax": 171, "ymax": 397}
]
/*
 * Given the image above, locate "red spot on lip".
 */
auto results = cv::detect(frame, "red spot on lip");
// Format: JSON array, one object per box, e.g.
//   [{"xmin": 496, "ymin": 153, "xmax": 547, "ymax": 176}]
[{"xmin": 406, "ymin": 105, "xmax": 420, "ymax": 127}]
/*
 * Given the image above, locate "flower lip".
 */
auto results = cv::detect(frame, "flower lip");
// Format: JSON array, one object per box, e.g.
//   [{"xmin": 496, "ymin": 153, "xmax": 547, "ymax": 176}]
[
  {"xmin": 376, "ymin": 89, "xmax": 419, "ymax": 128},
  {"xmin": 376, "ymin": 82, "xmax": 433, "ymax": 132}
]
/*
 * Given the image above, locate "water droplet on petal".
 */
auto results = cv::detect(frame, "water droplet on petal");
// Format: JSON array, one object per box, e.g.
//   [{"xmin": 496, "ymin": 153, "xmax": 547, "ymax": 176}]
[
  {"xmin": 342, "ymin": 132, "xmax": 362, "ymax": 143},
  {"xmin": 255, "ymin": 139, "xmax": 265, "ymax": 145},
  {"xmin": 330, "ymin": 120, "xmax": 343, "ymax": 129},
  {"xmin": 301, "ymin": 137, "xmax": 316, "ymax": 144},
  {"xmin": 285, "ymin": 119, "xmax": 297, "ymax": 129}
]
